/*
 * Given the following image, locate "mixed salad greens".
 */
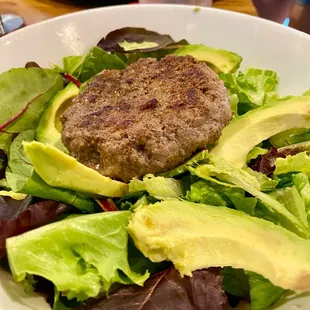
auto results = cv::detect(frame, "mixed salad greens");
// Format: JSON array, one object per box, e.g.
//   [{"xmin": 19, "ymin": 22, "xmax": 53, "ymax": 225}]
[{"xmin": 1, "ymin": 27, "xmax": 310, "ymax": 310}]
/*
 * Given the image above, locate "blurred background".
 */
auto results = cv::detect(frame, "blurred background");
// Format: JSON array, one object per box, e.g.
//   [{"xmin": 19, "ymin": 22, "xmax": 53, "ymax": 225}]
[{"xmin": 0, "ymin": 0, "xmax": 309, "ymax": 35}]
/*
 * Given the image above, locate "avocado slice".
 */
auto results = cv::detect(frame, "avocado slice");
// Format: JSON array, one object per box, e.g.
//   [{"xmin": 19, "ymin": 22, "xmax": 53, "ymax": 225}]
[
  {"xmin": 23, "ymin": 141, "xmax": 128, "ymax": 197},
  {"xmin": 211, "ymin": 97, "xmax": 310, "ymax": 168},
  {"xmin": 128, "ymin": 200, "xmax": 310, "ymax": 292},
  {"xmin": 36, "ymin": 83, "xmax": 79, "ymax": 152},
  {"xmin": 174, "ymin": 44, "xmax": 242, "ymax": 73}
]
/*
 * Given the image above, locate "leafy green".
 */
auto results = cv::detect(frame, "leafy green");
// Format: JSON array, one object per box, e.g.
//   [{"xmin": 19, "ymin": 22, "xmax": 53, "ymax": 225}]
[
  {"xmin": 293, "ymin": 174, "xmax": 310, "ymax": 223},
  {"xmin": 115, "ymin": 191, "xmax": 145, "ymax": 209},
  {"xmin": 270, "ymin": 128, "xmax": 310, "ymax": 148},
  {"xmin": 285, "ymin": 130, "xmax": 310, "ymax": 145},
  {"xmin": 274, "ymin": 172, "xmax": 297, "ymax": 189},
  {"xmin": 97, "ymin": 27, "xmax": 180, "ymax": 53},
  {"xmin": 62, "ymin": 56, "xmax": 84, "ymax": 76},
  {"xmin": 0, "ymin": 179, "xmax": 7, "ymax": 188},
  {"xmin": 220, "ymin": 68, "xmax": 278, "ymax": 112},
  {"xmin": 246, "ymin": 147, "xmax": 268, "ymax": 162},
  {"xmin": 272, "ymin": 186, "xmax": 308, "ymax": 227},
  {"xmin": 5, "ymin": 131, "xmax": 95, "ymax": 212},
  {"xmin": 57, "ymin": 47, "xmax": 126, "ymax": 83},
  {"xmin": 228, "ymin": 92, "xmax": 239, "ymax": 117},
  {"xmin": 0, "ymin": 68, "xmax": 64, "ymax": 133},
  {"xmin": 0, "ymin": 149, "xmax": 7, "ymax": 180},
  {"xmin": 278, "ymin": 141, "xmax": 310, "ymax": 157},
  {"xmin": 53, "ymin": 290, "xmax": 76, "ymax": 310},
  {"xmin": 192, "ymin": 154, "xmax": 308, "ymax": 237},
  {"xmin": 222, "ymin": 267, "xmax": 250, "ymax": 300},
  {"xmin": 228, "ymin": 190, "xmax": 257, "ymax": 216},
  {"xmin": 79, "ymin": 47, "xmax": 126, "ymax": 82},
  {"xmin": 7, "ymin": 211, "xmax": 148, "ymax": 301},
  {"xmin": 6, "ymin": 130, "xmax": 35, "ymax": 190},
  {"xmin": 304, "ymin": 89, "xmax": 310, "ymax": 96},
  {"xmin": 160, "ymin": 150, "xmax": 208, "ymax": 178},
  {"xmin": 128, "ymin": 238, "xmax": 169, "ymax": 275},
  {"xmin": 246, "ymin": 271, "xmax": 285, "ymax": 310},
  {"xmin": 18, "ymin": 172, "xmax": 96, "ymax": 213},
  {"xmin": 244, "ymin": 167, "xmax": 278, "ymax": 192},
  {"xmin": 186, "ymin": 180, "xmax": 227, "ymax": 206},
  {"xmin": 185, "ymin": 180, "xmax": 257, "ymax": 215},
  {"xmin": 129, "ymin": 174, "xmax": 183, "ymax": 200},
  {"xmin": 0, "ymin": 132, "xmax": 13, "ymax": 154},
  {"xmin": 275, "ymin": 152, "xmax": 310, "ymax": 175}
]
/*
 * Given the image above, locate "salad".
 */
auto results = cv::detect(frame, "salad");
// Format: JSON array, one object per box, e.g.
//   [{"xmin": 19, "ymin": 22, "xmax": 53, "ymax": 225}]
[{"xmin": 1, "ymin": 27, "xmax": 310, "ymax": 310}]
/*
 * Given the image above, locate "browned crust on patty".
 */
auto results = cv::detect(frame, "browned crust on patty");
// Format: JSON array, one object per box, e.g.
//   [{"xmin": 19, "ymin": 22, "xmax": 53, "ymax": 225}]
[{"xmin": 61, "ymin": 55, "xmax": 232, "ymax": 182}]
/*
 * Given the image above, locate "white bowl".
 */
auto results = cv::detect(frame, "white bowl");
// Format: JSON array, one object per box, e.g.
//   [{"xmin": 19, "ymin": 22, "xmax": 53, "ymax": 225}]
[{"xmin": 1, "ymin": 4, "xmax": 310, "ymax": 310}]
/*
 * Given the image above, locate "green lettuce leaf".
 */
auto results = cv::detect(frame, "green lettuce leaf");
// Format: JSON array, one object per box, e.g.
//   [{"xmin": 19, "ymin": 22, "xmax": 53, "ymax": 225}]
[
  {"xmin": 244, "ymin": 167, "xmax": 278, "ymax": 192},
  {"xmin": 246, "ymin": 271, "xmax": 285, "ymax": 310},
  {"xmin": 278, "ymin": 141, "xmax": 310, "ymax": 157},
  {"xmin": 222, "ymin": 267, "xmax": 250, "ymax": 300},
  {"xmin": 6, "ymin": 130, "xmax": 35, "ymax": 190},
  {"xmin": 129, "ymin": 174, "xmax": 183, "ymax": 200},
  {"xmin": 272, "ymin": 186, "xmax": 308, "ymax": 227},
  {"xmin": 160, "ymin": 150, "xmax": 208, "ymax": 178},
  {"xmin": 6, "ymin": 211, "xmax": 148, "ymax": 301},
  {"xmin": 246, "ymin": 147, "xmax": 268, "ymax": 162},
  {"xmin": 0, "ymin": 68, "xmax": 64, "ymax": 133},
  {"xmin": 191, "ymin": 154, "xmax": 308, "ymax": 237},
  {"xmin": 228, "ymin": 92, "xmax": 239, "ymax": 118},
  {"xmin": 270, "ymin": 128, "xmax": 310, "ymax": 148},
  {"xmin": 275, "ymin": 152, "xmax": 310, "ymax": 175},
  {"xmin": 304, "ymin": 89, "xmax": 310, "ymax": 96},
  {"xmin": 186, "ymin": 180, "xmax": 227, "ymax": 206},
  {"xmin": 5, "ymin": 131, "xmax": 95, "ymax": 212},
  {"xmin": 220, "ymin": 68, "xmax": 278, "ymax": 112},
  {"xmin": 222, "ymin": 268, "xmax": 285, "ymax": 309},
  {"xmin": 53, "ymin": 290, "xmax": 76, "ymax": 310},
  {"xmin": 18, "ymin": 172, "xmax": 96, "ymax": 213},
  {"xmin": 285, "ymin": 131, "xmax": 310, "ymax": 145},
  {"xmin": 0, "ymin": 179, "xmax": 7, "ymax": 188},
  {"xmin": 56, "ymin": 47, "xmax": 126, "ymax": 83},
  {"xmin": 62, "ymin": 55, "xmax": 84, "ymax": 76},
  {"xmin": 293, "ymin": 174, "xmax": 310, "ymax": 223},
  {"xmin": 0, "ymin": 132, "xmax": 13, "ymax": 154},
  {"xmin": 79, "ymin": 47, "xmax": 126, "ymax": 82},
  {"xmin": 185, "ymin": 180, "xmax": 257, "ymax": 215}
]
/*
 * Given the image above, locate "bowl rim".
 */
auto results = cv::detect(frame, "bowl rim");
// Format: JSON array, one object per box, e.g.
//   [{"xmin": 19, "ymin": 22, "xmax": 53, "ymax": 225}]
[{"xmin": 1, "ymin": 4, "xmax": 310, "ymax": 46}]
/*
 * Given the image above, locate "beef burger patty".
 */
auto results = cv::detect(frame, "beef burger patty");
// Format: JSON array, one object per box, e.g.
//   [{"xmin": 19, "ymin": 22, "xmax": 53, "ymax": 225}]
[{"xmin": 61, "ymin": 55, "xmax": 232, "ymax": 182}]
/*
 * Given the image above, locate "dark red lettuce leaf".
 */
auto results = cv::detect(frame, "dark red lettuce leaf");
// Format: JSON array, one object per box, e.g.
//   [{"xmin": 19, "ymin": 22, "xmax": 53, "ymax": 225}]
[
  {"xmin": 79, "ymin": 267, "xmax": 226, "ymax": 310},
  {"xmin": 0, "ymin": 200, "xmax": 71, "ymax": 258},
  {"xmin": 248, "ymin": 143, "xmax": 310, "ymax": 177},
  {"xmin": 277, "ymin": 142, "xmax": 310, "ymax": 157},
  {"xmin": 0, "ymin": 149, "xmax": 7, "ymax": 179},
  {"xmin": 0, "ymin": 195, "xmax": 32, "ymax": 221},
  {"xmin": 97, "ymin": 27, "xmax": 187, "ymax": 53},
  {"xmin": 25, "ymin": 62, "xmax": 41, "ymax": 68},
  {"xmin": 249, "ymin": 147, "xmax": 281, "ymax": 177}
]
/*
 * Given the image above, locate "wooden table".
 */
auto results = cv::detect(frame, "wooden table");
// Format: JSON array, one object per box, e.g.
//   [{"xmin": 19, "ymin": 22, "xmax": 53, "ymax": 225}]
[{"xmin": 0, "ymin": 0, "xmax": 257, "ymax": 26}]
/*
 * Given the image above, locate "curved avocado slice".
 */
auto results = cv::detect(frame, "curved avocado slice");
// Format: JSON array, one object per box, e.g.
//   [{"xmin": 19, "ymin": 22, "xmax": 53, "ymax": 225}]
[
  {"xmin": 23, "ymin": 141, "xmax": 128, "ymax": 197},
  {"xmin": 174, "ymin": 44, "xmax": 242, "ymax": 73},
  {"xmin": 211, "ymin": 97, "xmax": 310, "ymax": 168},
  {"xmin": 36, "ymin": 83, "xmax": 79, "ymax": 152},
  {"xmin": 128, "ymin": 200, "xmax": 310, "ymax": 292}
]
